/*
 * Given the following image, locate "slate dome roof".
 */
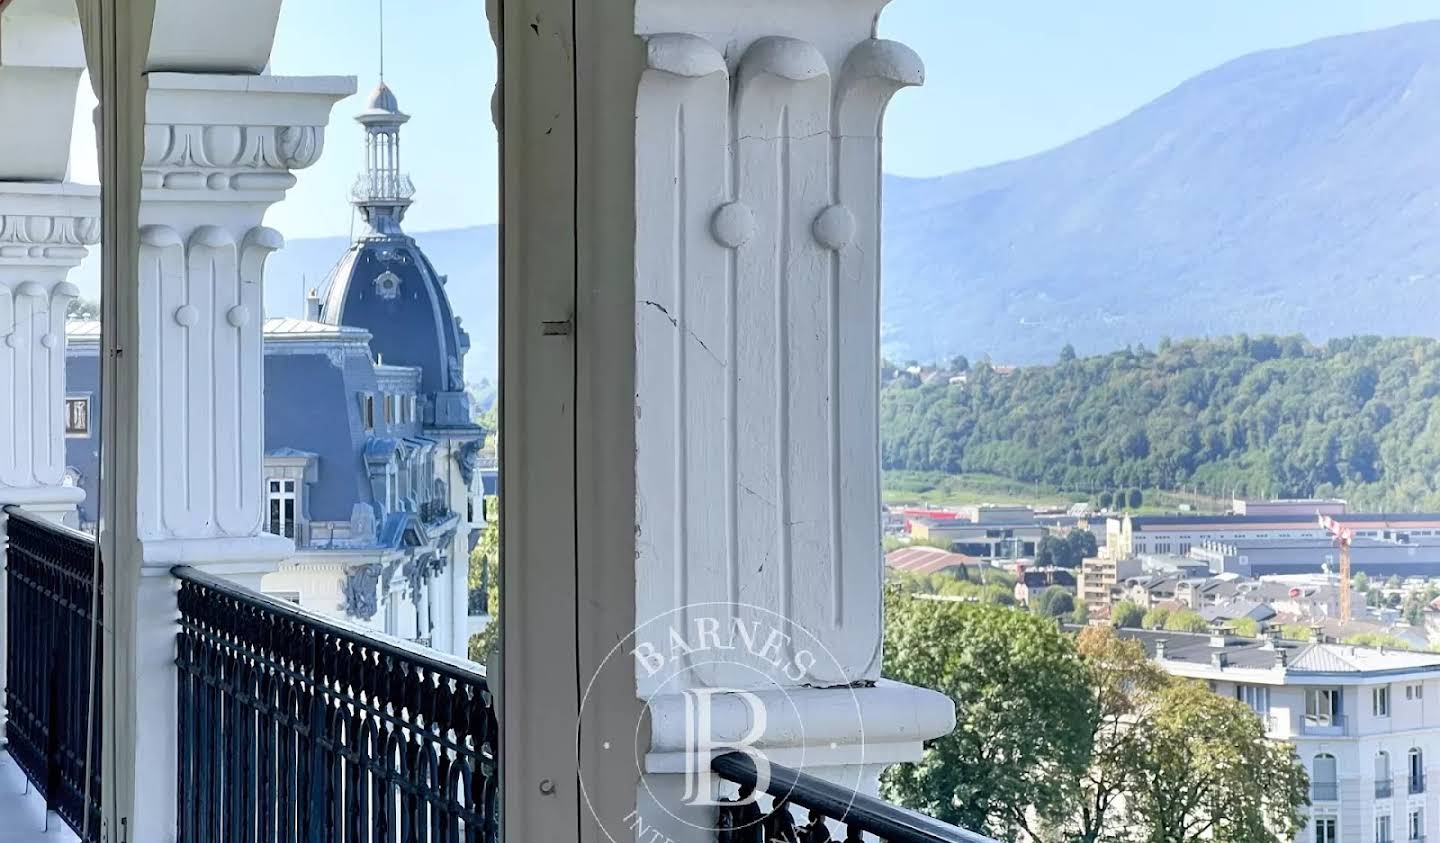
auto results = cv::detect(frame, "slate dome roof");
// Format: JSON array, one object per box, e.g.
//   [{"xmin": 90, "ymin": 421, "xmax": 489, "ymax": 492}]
[
  {"xmin": 318, "ymin": 234, "xmax": 467, "ymax": 403},
  {"xmin": 365, "ymin": 82, "xmax": 401, "ymax": 114}
]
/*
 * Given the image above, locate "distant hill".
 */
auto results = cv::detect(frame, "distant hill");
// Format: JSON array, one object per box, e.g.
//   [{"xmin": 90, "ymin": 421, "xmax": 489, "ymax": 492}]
[
  {"xmin": 881, "ymin": 20, "xmax": 1440, "ymax": 365},
  {"xmin": 879, "ymin": 334, "xmax": 1440, "ymax": 510},
  {"xmin": 72, "ymin": 21, "xmax": 1440, "ymax": 375}
]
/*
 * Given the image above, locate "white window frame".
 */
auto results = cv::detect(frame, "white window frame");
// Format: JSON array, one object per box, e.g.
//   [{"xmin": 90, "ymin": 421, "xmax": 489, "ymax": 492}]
[
  {"xmin": 268, "ymin": 477, "xmax": 298, "ymax": 540},
  {"xmin": 65, "ymin": 394, "xmax": 93, "ymax": 437},
  {"xmin": 1376, "ymin": 685, "xmax": 1392, "ymax": 717},
  {"xmin": 384, "ymin": 393, "xmax": 397, "ymax": 425}
]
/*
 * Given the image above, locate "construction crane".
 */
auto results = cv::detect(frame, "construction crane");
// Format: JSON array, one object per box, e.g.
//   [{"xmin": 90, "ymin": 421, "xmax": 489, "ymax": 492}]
[{"xmin": 1319, "ymin": 514, "xmax": 1354, "ymax": 623}]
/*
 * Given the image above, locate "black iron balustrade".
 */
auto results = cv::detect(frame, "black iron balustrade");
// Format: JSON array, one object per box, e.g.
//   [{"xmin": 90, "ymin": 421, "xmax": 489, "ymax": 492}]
[
  {"xmin": 420, "ymin": 500, "xmax": 452, "ymax": 523},
  {"xmin": 713, "ymin": 751, "xmax": 995, "ymax": 843},
  {"xmin": 1413, "ymin": 772, "xmax": 1428, "ymax": 794},
  {"xmin": 2, "ymin": 505, "xmax": 103, "ymax": 842},
  {"xmin": 1377, "ymin": 777, "xmax": 1394, "ymax": 798},
  {"xmin": 173, "ymin": 565, "xmax": 499, "ymax": 843}
]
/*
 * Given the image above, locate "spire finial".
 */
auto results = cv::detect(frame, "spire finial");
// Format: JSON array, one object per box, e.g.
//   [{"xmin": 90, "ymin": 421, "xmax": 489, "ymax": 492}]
[{"xmin": 378, "ymin": 0, "xmax": 386, "ymax": 82}]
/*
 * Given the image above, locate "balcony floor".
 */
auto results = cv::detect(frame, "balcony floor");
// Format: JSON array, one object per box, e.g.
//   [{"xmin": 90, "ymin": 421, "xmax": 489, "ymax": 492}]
[{"xmin": 0, "ymin": 749, "xmax": 77, "ymax": 843}]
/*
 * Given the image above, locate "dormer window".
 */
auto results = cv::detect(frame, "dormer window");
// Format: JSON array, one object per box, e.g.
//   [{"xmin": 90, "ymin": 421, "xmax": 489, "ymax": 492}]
[
  {"xmin": 268, "ymin": 478, "xmax": 297, "ymax": 539},
  {"xmin": 361, "ymin": 393, "xmax": 376, "ymax": 430}
]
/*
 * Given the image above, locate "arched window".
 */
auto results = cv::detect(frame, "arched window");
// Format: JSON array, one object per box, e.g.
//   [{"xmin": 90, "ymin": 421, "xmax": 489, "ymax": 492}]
[
  {"xmin": 1313, "ymin": 753, "xmax": 1338, "ymax": 802},
  {"xmin": 1410, "ymin": 748, "xmax": 1426, "ymax": 793},
  {"xmin": 1377, "ymin": 751, "xmax": 1393, "ymax": 798}
]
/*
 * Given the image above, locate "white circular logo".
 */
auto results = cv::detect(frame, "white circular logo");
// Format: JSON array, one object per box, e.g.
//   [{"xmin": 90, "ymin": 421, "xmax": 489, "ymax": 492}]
[{"xmin": 578, "ymin": 602, "xmax": 867, "ymax": 841}]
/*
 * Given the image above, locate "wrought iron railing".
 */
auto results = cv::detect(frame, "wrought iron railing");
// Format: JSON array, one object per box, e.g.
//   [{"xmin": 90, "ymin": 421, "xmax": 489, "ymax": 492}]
[
  {"xmin": 351, "ymin": 172, "xmax": 416, "ymax": 203},
  {"xmin": 2, "ymin": 505, "xmax": 103, "ymax": 841},
  {"xmin": 1412, "ymin": 772, "xmax": 1427, "ymax": 794},
  {"xmin": 173, "ymin": 565, "xmax": 499, "ymax": 842},
  {"xmin": 713, "ymin": 751, "xmax": 994, "ymax": 842},
  {"xmin": 420, "ymin": 500, "xmax": 451, "ymax": 523},
  {"xmin": 1377, "ymin": 777, "xmax": 1394, "ymax": 798},
  {"xmin": 1311, "ymin": 781, "xmax": 1338, "ymax": 802}
]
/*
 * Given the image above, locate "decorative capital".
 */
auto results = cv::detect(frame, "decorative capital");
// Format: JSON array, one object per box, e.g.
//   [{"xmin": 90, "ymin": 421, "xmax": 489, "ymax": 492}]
[
  {"xmin": 0, "ymin": 183, "xmax": 101, "ymax": 275},
  {"xmin": 141, "ymin": 73, "xmax": 356, "ymax": 207}
]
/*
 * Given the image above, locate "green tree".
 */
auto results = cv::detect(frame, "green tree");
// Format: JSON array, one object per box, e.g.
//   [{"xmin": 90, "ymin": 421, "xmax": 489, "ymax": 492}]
[
  {"xmin": 1066, "ymin": 528, "xmax": 1099, "ymax": 560},
  {"xmin": 1036, "ymin": 534, "xmax": 1079, "ymax": 569},
  {"xmin": 66, "ymin": 296, "xmax": 100, "ymax": 320},
  {"xmin": 1032, "ymin": 588, "xmax": 1075, "ymax": 619},
  {"xmin": 1128, "ymin": 488, "xmax": 1145, "ymax": 509},
  {"xmin": 1141, "ymin": 606, "xmax": 1171, "ymax": 630},
  {"xmin": 1124, "ymin": 680, "xmax": 1309, "ymax": 843},
  {"xmin": 1098, "ymin": 490, "xmax": 1114, "ymax": 509},
  {"xmin": 1280, "ymin": 623, "xmax": 1314, "ymax": 642},
  {"xmin": 1353, "ymin": 571, "xmax": 1370, "ymax": 593},
  {"xmin": 1231, "ymin": 617, "xmax": 1260, "ymax": 638},
  {"xmin": 1061, "ymin": 627, "xmax": 1170, "ymax": 843},
  {"xmin": 1163, "ymin": 610, "xmax": 1209, "ymax": 634},
  {"xmin": 882, "ymin": 590, "xmax": 1095, "ymax": 839},
  {"xmin": 1069, "ymin": 598, "xmax": 1091, "ymax": 625},
  {"xmin": 467, "ymin": 496, "xmax": 500, "ymax": 661},
  {"xmin": 1111, "ymin": 600, "xmax": 1144, "ymax": 629},
  {"xmin": 1342, "ymin": 632, "xmax": 1414, "ymax": 651}
]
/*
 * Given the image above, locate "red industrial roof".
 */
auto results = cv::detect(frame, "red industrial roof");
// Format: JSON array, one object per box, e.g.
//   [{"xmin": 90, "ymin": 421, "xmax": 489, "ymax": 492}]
[{"xmin": 885, "ymin": 546, "xmax": 981, "ymax": 575}]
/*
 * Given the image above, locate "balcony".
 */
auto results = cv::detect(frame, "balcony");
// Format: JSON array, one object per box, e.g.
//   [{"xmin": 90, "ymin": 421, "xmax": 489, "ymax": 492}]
[
  {"xmin": 1377, "ymin": 777, "xmax": 1394, "ymax": 798},
  {"xmin": 713, "ymin": 752, "xmax": 996, "ymax": 843},
  {"xmin": 4, "ymin": 510, "xmax": 979, "ymax": 843},
  {"xmin": 1301, "ymin": 714, "xmax": 1350, "ymax": 736},
  {"xmin": 350, "ymin": 172, "xmax": 416, "ymax": 203},
  {"xmin": 1311, "ymin": 781, "xmax": 1339, "ymax": 802}
]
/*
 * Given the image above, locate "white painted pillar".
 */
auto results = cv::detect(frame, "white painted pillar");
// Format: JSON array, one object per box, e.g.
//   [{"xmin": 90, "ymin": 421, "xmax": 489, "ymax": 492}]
[
  {"xmin": 621, "ymin": 2, "xmax": 952, "ymax": 839},
  {"xmin": 0, "ymin": 0, "xmax": 96, "ymax": 524},
  {"xmin": 0, "ymin": 184, "xmax": 98, "ymax": 522},
  {"xmin": 0, "ymin": 1, "xmax": 97, "ymax": 742},
  {"xmin": 106, "ymin": 71, "xmax": 352, "ymax": 841}
]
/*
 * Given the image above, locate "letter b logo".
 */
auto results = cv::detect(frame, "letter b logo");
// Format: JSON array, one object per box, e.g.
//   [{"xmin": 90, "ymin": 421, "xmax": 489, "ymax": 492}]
[{"xmin": 681, "ymin": 689, "xmax": 770, "ymax": 806}]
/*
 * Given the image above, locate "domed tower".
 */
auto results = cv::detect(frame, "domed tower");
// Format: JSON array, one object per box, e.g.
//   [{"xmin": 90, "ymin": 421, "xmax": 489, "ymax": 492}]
[{"xmin": 316, "ymin": 81, "xmax": 477, "ymax": 432}]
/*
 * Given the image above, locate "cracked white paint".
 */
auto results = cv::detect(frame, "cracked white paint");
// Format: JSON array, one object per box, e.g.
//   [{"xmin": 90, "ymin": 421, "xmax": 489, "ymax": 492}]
[{"xmin": 633, "ymin": 9, "xmax": 922, "ymax": 694}]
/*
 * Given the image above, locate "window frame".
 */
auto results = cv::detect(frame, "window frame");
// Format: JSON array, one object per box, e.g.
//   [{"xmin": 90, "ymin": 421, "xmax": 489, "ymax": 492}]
[{"xmin": 267, "ymin": 477, "xmax": 298, "ymax": 540}]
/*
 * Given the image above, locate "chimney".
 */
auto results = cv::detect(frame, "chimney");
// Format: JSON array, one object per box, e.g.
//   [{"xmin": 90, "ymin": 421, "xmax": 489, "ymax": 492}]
[
  {"xmin": 1276, "ymin": 648, "xmax": 1288, "ymax": 668},
  {"xmin": 305, "ymin": 287, "xmax": 322, "ymax": 321},
  {"xmin": 1211, "ymin": 651, "xmax": 1228, "ymax": 668},
  {"xmin": 1155, "ymin": 639, "xmax": 1167, "ymax": 660}
]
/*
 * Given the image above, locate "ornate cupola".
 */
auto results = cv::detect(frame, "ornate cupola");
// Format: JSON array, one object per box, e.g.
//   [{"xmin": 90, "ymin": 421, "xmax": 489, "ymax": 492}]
[
  {"xmin": 351, "ymin": 82, "xmax": 413, "ymax": 235},
  {"xmin": 316, "ymin": 78, "xmax": 478, "ymax": 434}
]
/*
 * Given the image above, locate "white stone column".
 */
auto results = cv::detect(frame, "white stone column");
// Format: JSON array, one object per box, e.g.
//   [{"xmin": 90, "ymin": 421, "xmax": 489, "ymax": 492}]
[
  {"xmin": 0, "ymin": 1, "xmax": 98, "ymax": 742},
  {"xmin": 0, "ymin": 184, "xmax": 98, "ymax": 521},
  {"xmin": 625, "ymin": 2, "xmax": 952, "ymax": 838},
  {"xmin": 114, "ymin": 71, "xmax": 351, "ymax": 841}
]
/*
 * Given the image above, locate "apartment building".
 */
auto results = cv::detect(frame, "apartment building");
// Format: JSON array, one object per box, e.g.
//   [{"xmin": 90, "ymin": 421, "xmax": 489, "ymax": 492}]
[{"xmin": 1132, "ymin": 629, "xmax": 1440, "ymax": 843}]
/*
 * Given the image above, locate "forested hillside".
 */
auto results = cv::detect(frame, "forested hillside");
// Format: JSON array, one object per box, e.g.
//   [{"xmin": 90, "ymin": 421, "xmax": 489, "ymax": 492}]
[{"xmin": 880, "ymin": 336, "xmax": 1440, "ymax": 510}]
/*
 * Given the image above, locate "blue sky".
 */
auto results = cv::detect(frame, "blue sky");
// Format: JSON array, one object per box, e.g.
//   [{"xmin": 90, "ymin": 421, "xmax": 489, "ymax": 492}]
[{"xmin": 69, "ymin": 1, "xmax": 1440, "ymax": 242}]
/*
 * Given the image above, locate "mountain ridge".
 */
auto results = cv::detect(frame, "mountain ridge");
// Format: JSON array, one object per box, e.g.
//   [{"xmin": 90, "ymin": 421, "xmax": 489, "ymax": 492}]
[{"xmin": 75, "ymin": 20, "xmax": 1440, "ymax": 376}]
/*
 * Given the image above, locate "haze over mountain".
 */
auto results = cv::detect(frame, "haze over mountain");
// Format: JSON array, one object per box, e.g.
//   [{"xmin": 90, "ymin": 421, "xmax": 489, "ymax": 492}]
[
  {"xmin": 78, "ymin": 20, "xmax": 1440, "ymax": 378},
  {"xmin": 881, "ymin": 19, "xmax": 1440, "ymax": 365}
]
